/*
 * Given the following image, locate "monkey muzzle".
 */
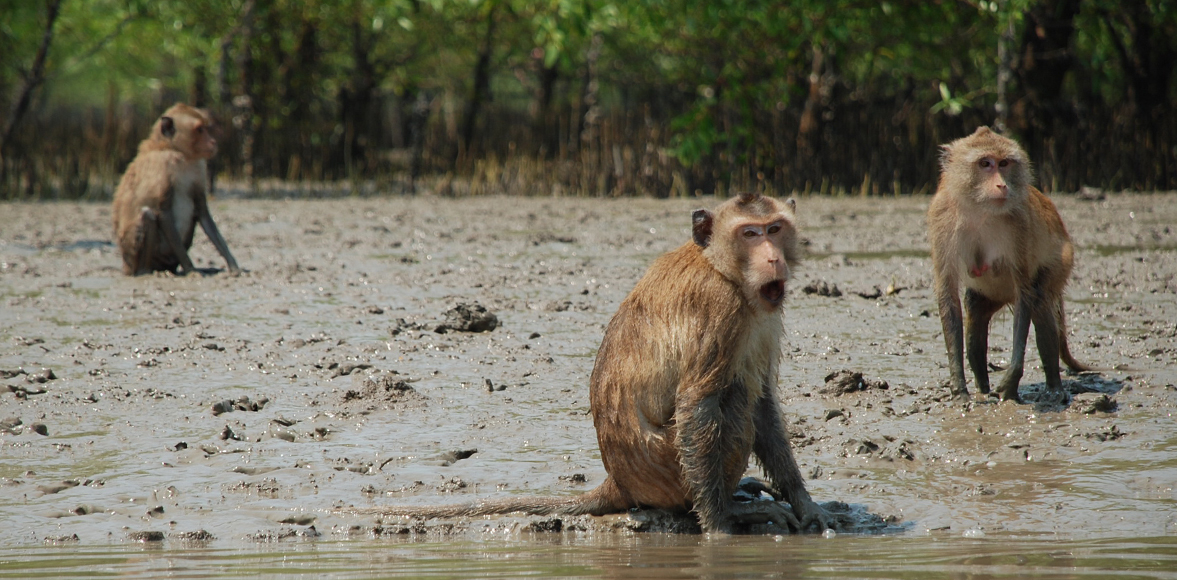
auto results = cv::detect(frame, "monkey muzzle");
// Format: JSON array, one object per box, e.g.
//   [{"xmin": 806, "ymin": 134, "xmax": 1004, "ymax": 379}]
[{"xmin": 760, "ymin": 279, "xmax": 786, "ymax": 307}]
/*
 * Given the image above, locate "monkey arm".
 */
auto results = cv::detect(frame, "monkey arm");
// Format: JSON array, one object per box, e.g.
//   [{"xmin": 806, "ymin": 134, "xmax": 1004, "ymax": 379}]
[
  {"xmin": 751, "ymin": 388, "xmax": 832, "ymax": 532},
  {"xmin": 195, "ymin": 194, "xmax": 240, "ymax": 273},
  {"xmin": 158, "ymin": 190, "xmax": 198, "ymax": 275}
]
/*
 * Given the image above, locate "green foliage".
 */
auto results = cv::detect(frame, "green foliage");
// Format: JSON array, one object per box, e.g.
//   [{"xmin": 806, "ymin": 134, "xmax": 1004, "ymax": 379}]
[{"xmin": 2, "ymin": 0, "xmax": 1176, "ymax": 195}]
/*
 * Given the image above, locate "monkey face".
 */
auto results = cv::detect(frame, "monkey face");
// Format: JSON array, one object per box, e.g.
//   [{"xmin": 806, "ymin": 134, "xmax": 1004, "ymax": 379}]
[
  {"xmin": 738, "ymin": 220, "xmax": 792, "ymax": 311},
  {"xmin": 190, "ymin": 122, "xmax": 218, "ymax": 159},
  {"xmin": 973, "ymin": 155, "xmax": 1021, "ymax": 207}
]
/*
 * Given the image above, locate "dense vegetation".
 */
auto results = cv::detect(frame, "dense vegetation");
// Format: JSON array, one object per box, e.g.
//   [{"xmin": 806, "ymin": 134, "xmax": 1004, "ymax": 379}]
[{"xmin": 1, "ymin": 0, "xmax": 1174, "ymax": 198}]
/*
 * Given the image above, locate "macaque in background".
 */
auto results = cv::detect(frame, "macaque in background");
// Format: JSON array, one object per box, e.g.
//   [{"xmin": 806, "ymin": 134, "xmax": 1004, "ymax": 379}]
[
  {"xmin": 354, "ymin": 193, "xmax": 831, "ymax": 534},
  {"xmin": 112, "ymin": 103, "xmax": 239, "ymax": 276},
  {"xmin": 928, "ymin": 127, "xmax": 1089, "ymax": 403}
]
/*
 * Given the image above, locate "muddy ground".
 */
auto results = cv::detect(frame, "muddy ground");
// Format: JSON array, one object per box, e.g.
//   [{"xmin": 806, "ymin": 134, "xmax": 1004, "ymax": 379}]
[{"xmin": 1, "ymin": 190, "xmax": 1175, "ymax": 546}]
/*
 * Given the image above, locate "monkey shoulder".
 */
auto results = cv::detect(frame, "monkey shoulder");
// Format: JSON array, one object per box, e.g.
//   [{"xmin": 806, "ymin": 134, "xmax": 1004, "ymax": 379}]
[{"xmin": 634, "ymin": 244, "xmax": 743, "ymax": 320}]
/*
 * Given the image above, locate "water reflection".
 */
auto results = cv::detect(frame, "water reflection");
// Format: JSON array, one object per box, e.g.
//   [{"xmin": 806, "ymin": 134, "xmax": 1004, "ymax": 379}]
[{"xmin": 2, "ymin": 533, "xmax": 1175, "ymax": 579}]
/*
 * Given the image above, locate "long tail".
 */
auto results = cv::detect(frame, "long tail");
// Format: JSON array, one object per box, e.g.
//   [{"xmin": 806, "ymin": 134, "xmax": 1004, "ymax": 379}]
[
  {"xmin": 1058, "ymin": 298, "xmax": 1094, "ymax": 372},
  {"xmin": 341, "ymin": 476, "xmax": 630, "ymax": 519}
]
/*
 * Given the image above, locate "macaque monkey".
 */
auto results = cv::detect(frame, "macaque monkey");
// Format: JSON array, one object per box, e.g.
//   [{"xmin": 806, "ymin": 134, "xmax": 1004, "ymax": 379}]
[
  {"xmin": 112, "ymin": 103, "xmax": 239, "ymax": 276},
  {"xmin": 354, "ymin": 193, "xmax": 831, "ymax": 534},
  {"xmin": 928, "ymin": 127, "xmax": 1089, "ymax": 402}
]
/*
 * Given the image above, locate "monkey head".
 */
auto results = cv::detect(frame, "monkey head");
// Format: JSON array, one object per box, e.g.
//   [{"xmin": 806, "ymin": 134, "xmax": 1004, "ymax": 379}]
[
  {"xmin": 692, "ymin": 192, "xmax": 799, "ymax": 312},
  {"xmin": 153, "ymin": 103, "xmax": 218, "ymax": 161},
  {"xmin": 939, "ymin": 126, "xmax": 1032, "ymax": 210}
]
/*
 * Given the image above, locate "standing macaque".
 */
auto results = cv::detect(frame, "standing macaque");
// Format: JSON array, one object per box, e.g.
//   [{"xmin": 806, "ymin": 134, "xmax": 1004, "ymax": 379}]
[
  {"xmin": 354, "ymin": 193, "xmax": 831, "ymax": 534},
  {"xmin": 928, "ymin": 127, "xmax": 1089, "ymax": 403},
  {"xmin": 112, "ymin": 103, "xmax": 239, "ymax": 276}
]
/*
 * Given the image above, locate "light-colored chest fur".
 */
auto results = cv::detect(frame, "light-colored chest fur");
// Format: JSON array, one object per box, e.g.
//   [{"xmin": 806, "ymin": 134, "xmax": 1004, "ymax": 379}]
[
  {"xmin": 955, "ymin": 213, "xmax": 1020, "ymax": 303},
  {"xmin": 170, "ymin": 161, "xmax": 207, "ymax": 239},
  {"xmin": 732, "ymin": 313, "xmax": 783, "ymax": 401}
]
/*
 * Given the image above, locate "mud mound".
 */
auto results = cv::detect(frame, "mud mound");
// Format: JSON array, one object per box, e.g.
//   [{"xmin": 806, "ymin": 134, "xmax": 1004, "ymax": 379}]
[
  {"xmin": 434, "ymin": 302, "xmax": 498, "ymax": 333},
  {"xmin": 337, "ymin": 373, "xmax": 426, "ymax": 411}
]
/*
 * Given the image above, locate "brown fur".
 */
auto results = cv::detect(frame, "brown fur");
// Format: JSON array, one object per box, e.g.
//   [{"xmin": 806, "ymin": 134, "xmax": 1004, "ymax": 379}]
[
  {"xmin": 112, "ymin": 103, "xmax": 239, "ymax": 276},
  {"xmin": 928, "ymin": 127, "xmax": 1090, "ymax": 402},
  {"xmin": 352, "ymin": 193, "xmax": 830, "ymax": 533}
]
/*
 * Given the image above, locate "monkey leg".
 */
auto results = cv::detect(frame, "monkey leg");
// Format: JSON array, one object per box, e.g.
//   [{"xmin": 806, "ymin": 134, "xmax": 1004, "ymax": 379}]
[
  {"xmin": 963, "ymin": 289, "xmax": 1003, "ymax": 396},
  {"xmin": 1031, "ymin": 300, "xmax": 1066, "ymax": 402},
  {"xmin": 934, "ymin": 282, "xmax": 969, "ymax": 399},
  {"xmin": 996, "ymin": 294, "xmax": 1034, "ymax": 402},
  {"xmin": 131, "ymin": 207, "xmax": 161, "ymax": 276}
]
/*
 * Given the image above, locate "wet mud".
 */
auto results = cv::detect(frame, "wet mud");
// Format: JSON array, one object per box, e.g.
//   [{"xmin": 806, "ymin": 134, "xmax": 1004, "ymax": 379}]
[{"xmin": 1, "ymin": 192, "xmax": 1175, "ymax": 546}]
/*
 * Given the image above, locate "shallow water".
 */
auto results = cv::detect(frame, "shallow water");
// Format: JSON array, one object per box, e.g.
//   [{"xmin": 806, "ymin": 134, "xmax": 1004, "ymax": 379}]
[{"xmin": 3, "ymin": 533, "xmax": 1176, "ymax": 579}]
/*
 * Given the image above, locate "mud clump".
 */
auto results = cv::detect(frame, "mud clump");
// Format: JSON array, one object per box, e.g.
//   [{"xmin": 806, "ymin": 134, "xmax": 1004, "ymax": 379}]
[
  {"xmin": 820, "ymin": 370, "xmax": 889, "ymax": 395},
  {"xmin": 802, "ymin": 281, "xmax": 842, "ymax": 297},
  {"xmin": 1071, "ymin": 392, "xmax": 1117, "ymax": 414},
  {"xmin": 339, "ymin": 373, "xmax": 426, "ymax": 411},
  {"xmin": 212, "ymin": 395, "xmax": 269, "ymax": 415},
  {"xmin": 434, "ymin": 303, "xmax": 498, "ymax": 333}
]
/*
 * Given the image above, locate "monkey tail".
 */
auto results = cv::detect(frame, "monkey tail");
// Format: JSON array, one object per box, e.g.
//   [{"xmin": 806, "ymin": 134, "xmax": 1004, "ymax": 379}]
[
  {"xmin": 1057, "ymin": 298, "xmax": 1095, "ymax": 373},
  {"xmin": 341, "ymin": 476, "xmax": 631, "ymax": 520}
]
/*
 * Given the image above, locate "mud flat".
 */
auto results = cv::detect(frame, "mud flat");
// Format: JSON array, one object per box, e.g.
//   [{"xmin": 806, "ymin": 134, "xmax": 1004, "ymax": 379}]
[{"xmin": 1, "ymin": 191, "xmax": 1174, "ymax": 546}]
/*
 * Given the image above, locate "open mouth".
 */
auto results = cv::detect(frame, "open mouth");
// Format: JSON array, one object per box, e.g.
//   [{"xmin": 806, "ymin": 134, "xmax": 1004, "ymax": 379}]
[{"xmin": 760, "ymin": 279, "xmax": 785, "ymax": 306}]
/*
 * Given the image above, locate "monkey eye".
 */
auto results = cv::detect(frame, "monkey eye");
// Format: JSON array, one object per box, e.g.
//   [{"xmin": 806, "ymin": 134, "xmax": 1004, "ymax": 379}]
[
  {"xmin": 998, "ymin": 159, "xmax": 1010, "ymax": 168},
  {"xmin": 742, "ymin": 228, "xmax": 758, "ymax": 238},
  {"xmin": 978, "ymin": 159, "xmax": 992, "ymax": 168},
  {"xmin": 767, "ymin": 223, "xmax": 782, "ymax": 234}
]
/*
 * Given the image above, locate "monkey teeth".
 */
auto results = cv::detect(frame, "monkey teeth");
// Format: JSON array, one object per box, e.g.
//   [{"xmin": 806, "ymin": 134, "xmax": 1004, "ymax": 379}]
[{"xmin": 760, "ymin": 280, "xmax": 786, "ymax": 306}]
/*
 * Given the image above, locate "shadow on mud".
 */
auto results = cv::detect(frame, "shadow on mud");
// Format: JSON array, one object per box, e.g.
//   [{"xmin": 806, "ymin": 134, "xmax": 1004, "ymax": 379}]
[{"xmin": 1018, "ymin": 372, "xmax": 1125, "ymax": 413}]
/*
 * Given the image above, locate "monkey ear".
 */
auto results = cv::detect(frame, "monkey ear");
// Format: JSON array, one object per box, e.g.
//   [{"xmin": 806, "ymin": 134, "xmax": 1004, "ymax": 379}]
[
  {"xmin": 939, "ymin": 143, "xmax": 954, "ymax": 171},
  {"xmin": 691, "ymin": 209, "xmax": 713, "ymax": 248},
  {"xmin": 160, "ymin": 116, "xmax": 176, "ymax": 139},
  {"xmin": 784, "ymin": 198, "xmax": 796, "ymax": 214}
]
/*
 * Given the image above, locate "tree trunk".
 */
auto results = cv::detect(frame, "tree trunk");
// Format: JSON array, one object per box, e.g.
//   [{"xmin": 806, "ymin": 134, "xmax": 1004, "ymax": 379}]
[
  {"xmin": 458, "ymin": 3, "xmax": 498, "ymax": 163},
  {"xmin": 577, "ymin": 33, "xmax": 602, "ymax": 158},
  {"xmin": 342, "ymin": 12, "xmax": 378, "ymax": 177},
  {"xmin": 1010, "ymin": 0, "xmax": 1080, "ymax": 132},
  {"xmin": 1, "ymin": 0, "xmax": 62, "ymax": 168},
  {"xmin": 994, "ymin": 2, "xmax": 1016, "ymax": 133},
  {"xmin": 533, "ymin": 56, "xmax": 559, "ymax": 157},
  {"xmin": 236, "ymin": 0, "xmax": 258, "ymax": 188}
]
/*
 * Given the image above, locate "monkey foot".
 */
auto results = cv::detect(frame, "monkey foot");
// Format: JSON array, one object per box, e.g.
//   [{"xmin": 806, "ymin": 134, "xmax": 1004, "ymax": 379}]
[{"xmin": 726, "ymin": 498, "xmax": 832, "ymax": 534}]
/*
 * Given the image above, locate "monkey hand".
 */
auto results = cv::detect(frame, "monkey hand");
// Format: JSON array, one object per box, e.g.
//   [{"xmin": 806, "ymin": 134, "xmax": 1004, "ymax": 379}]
[{"xmin": 791, "ymin": 496, "xmax": 834, "ymax": 533}]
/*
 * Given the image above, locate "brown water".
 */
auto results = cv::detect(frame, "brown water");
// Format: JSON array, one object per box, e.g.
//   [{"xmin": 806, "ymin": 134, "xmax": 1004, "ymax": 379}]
[
  {"xmin": 2, "ymin": 534, "xmax": 1176, "ymax": 578},
  {"xmin": 2, "ymin": 192, "xmax": 1175, "ymax": 577}
]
